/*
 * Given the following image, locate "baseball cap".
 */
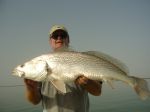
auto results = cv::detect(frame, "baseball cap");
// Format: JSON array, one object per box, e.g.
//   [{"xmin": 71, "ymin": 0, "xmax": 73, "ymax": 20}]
[{"xmin": 49, "ymin": 25, "xmax": 68, "ymax": 37}]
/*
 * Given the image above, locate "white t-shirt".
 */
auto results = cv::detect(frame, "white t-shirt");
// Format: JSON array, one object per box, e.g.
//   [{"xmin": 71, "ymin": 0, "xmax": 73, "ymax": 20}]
[{"xmin": 41, "ymin": 80, "xmax": 89, "ymax": 112}]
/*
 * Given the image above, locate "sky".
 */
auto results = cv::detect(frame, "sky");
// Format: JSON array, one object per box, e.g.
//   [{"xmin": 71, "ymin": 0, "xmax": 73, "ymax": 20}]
[{"xmin": 0, "ymin": 0, "xmax": 150, "ymax": 88}]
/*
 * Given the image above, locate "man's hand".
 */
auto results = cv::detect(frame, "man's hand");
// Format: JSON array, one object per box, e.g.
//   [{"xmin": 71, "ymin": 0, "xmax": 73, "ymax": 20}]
[
  {"xmin": 75, "ymin": 75, "xmax": 89, "ymax": 86},
  {"xmin": 24, "ymin": 79, "xmax": 41, "ymax": 90},
  {"xmin": 75, "ymin": 75, "xmax": 102, "ymax": 96},
  {"xmin": 24, "ymin": 79, "xmax": 41, "ymax": 105}
]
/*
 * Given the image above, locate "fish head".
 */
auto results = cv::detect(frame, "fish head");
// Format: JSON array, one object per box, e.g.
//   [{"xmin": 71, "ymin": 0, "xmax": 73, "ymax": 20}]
[{"xmin": 12, "ymin": 60, "xmax": 49, "ymax": 81}]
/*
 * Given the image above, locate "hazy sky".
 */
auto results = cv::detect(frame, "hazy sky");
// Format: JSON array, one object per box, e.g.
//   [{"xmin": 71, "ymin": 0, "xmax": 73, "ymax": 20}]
[{"xmin": 0, "ymin": 0, "xmax": 150, "ymax": 86}]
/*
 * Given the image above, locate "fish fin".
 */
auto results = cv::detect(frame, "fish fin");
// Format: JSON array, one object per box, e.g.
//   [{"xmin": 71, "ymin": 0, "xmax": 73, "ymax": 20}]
[
  {"xmin": 107, "ymin": 80, "xmax": 115, "ymax": 89},
  {"xmin": 50, "ymin": 79, "xmax": 67, "ymax": 94},
  {"xmin": 82, "ymin": 51, "xmax": 129, "ymax": 75},
  {"xmin": 131, "ymin": 76, "xmax": 150, "ymax": 100}
]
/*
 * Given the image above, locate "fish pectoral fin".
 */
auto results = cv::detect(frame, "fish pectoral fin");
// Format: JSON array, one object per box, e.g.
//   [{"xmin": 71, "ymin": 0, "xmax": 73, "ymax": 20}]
[
  {"xmin": 107, "ymin": 79, "xmax": 115, "ymax": 89},
  {"xmin": 50, "ymin": 79, "xmax": 66, "ymax": 94}
]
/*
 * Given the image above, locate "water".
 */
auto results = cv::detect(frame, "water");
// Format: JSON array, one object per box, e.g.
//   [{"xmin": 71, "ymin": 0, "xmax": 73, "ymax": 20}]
[
  {"xmin": 90, "ymin": 83, "xmax": 150, "ymax": 112},
  {"xmin": 0, "ymin": 82, "xmax": 150, "ymax": 112}
]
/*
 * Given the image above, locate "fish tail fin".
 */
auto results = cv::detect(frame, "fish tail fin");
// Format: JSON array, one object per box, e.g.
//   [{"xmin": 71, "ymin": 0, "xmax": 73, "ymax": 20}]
[{"xmin": 131, "ymin": 76, "xmax": 150, "ymax": 100}]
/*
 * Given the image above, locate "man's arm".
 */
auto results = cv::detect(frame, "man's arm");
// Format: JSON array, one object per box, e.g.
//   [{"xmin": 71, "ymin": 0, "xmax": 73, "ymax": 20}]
[
  {"xmin": 24, "ymin": 79, "xmax": 42, "ymax": 105},
  {"xmin": 75, "ymin": 76, "xmax": 102, "ymax": 96}
]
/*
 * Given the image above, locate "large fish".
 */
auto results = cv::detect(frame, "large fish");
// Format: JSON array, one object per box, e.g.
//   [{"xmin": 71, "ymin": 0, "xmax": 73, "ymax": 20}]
[{"xmin": 12, "ymin": 51, "xmax": 150, "ymax": 100}]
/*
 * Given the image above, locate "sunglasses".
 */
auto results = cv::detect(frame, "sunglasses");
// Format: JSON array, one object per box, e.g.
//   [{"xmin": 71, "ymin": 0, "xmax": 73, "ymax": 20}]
[{"xmin": 51, "ymin": 32, "xmax": 68, "ymax": 40}]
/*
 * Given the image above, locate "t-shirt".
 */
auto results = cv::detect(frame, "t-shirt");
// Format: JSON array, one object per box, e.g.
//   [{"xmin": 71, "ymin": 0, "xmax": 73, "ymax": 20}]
[{"xmin": 41, "ymin": 80, "xmax": 89, "ymax": 112}]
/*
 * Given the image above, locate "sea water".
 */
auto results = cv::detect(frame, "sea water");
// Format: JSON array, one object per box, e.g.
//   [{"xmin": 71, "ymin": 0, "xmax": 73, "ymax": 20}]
[
  {"xmin": 0, "ymin": 82, "xmax": 150, "ymax": 112},
  {"xmin": 90, "ymin": 83, "xmax": 150, "ymax": 112}
]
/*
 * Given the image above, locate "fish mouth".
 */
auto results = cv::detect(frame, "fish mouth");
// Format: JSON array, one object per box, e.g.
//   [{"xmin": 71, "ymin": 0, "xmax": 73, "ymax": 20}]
[{"xmin": 12, "ymin": 69, "xmax": 25, "ymax": 78}]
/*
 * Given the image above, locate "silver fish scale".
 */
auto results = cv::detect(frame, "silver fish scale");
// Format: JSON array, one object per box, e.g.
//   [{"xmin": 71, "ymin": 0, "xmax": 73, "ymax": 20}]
[{"xmin": 46, "ymin": 52, "xmax": 126, "ymax": 82}]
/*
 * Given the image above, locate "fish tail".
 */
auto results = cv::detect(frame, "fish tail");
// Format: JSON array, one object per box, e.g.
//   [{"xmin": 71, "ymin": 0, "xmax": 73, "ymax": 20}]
[{"xmin": 131, "ymin": 76, "xmax": 150, "ymax": 100}]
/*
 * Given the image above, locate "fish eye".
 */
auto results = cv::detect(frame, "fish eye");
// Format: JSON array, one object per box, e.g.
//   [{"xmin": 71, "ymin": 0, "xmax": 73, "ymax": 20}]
[{"xmin": 20, "ymin": 64, "xmax": 25, "ymax": 67}]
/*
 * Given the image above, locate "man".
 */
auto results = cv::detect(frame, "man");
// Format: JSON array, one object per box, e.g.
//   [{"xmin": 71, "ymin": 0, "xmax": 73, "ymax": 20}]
[{"xmin": 24, "ymin": 25, "xmax": 102, "ymax": 112}]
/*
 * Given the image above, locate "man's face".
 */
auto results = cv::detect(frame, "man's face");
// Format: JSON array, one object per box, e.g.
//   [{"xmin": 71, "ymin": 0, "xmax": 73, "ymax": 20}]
[{"xmin": 49, "ymin": 30, "xmax": 69, "ymax": 49}]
